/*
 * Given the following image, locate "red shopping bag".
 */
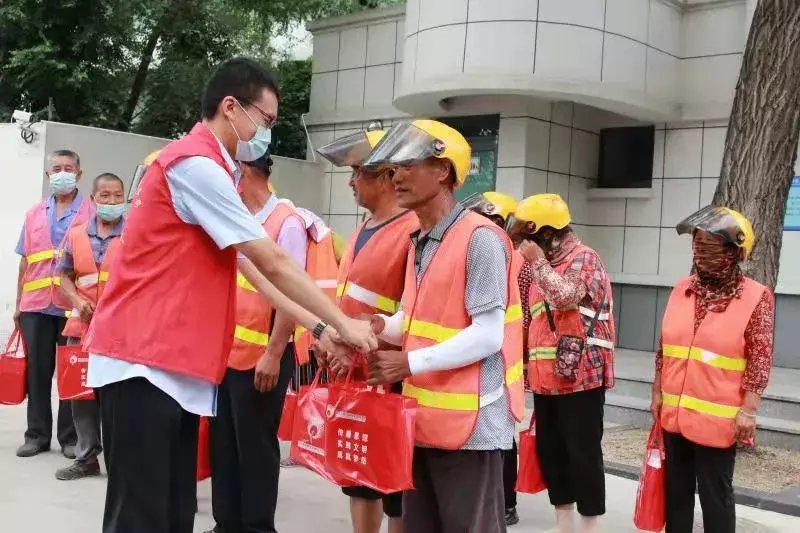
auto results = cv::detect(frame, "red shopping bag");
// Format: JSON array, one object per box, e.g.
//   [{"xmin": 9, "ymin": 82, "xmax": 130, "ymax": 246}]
[
  {"xmin": 0, "ymin": 329, "xmax": 26, "ymax": 405},
  {"xmin": 277, "ymin": 387, "xmax": 297, "ymax": 441},
  {"xmin": 289, "ymin": 372, "xmax": 355, "ymax": 486},
  {"xmin": 633, "ymin": 422, "xmax": 666, "ymax": 532},
  {"xmin": 197, "ymin": 416, "xmax": 211, "ymax": 481},
  {"xmin": 56, "ymin": 344, "xmax": 94, "ymax": 400},
  {"xmin": 516, "ymin": 414, "xmax": 546, "ymax": 494},
  {"xmin": 325, "ymin": 382, "xmax": 416, "ymax": 493}
]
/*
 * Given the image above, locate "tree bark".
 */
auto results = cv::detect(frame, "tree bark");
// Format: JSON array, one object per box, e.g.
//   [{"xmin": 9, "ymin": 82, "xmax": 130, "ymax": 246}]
[{"xmin": 713, "ymin": 0, "xmax": 800, "ymax": 289}]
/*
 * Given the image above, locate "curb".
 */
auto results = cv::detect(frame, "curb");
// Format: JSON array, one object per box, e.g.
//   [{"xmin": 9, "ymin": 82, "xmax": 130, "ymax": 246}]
[{"xmin": 605, "ymin": 461, "xmax": 800, "ymax": 517}]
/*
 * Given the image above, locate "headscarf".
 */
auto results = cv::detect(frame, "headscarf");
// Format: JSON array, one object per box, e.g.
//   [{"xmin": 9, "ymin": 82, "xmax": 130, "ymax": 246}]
[
  {"xmin": 689, "ymin": 231, "xmax": 743, "ymax": 314},
  {"xmin": 545, "ymin": 229, "xmax": 579, "ymax": 267}
]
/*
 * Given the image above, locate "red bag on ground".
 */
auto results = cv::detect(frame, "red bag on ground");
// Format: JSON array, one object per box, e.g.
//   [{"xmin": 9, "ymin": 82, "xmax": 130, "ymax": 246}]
[
  {"xmin": 516, "ymin": 414, "xmax": 546, "ymax": 494},
  {"xmin": 277, "ymin": 387, "xmax": 296, "ymax": 441},
  {"xmin": 325, "ymin": 382, "xmax": 417, "ymax": 493},
  {"xmin": 289, "ymin": 372, "xmax": 354, "ymax": 486},
  {"xmin": 56, "ymin": 344, "xmax": 94, "ymax": 400},
  {"xmin": 633, "ymin": 422, "xmax": 666, "ymax": 532},
  {"xmin": 197, "ymin": 416, "xmax": 211, "ymax": 481},
  {"xmin": 0, "ymin": 329, "xmax": 26, "ymax": 405}
]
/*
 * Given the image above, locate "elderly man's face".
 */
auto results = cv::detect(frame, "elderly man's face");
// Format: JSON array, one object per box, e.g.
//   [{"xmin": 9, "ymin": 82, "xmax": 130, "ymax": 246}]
[
  {"xmin": 389, "ymin": 158, "xmax": 451, "ymax": 209},
  {"xmin": 47, "ymin": 155, "xmax": 81, "ymax": 178}
]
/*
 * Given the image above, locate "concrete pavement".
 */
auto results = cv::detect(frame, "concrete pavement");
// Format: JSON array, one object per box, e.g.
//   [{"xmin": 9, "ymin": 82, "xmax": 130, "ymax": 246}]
[{"xmin": 1, "ymin": 403, "xmax": 798, "ymax": 532}]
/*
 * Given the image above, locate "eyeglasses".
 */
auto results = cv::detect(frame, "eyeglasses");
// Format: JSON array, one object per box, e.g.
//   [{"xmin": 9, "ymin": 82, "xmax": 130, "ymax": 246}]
[{"xmin": 239, "ymin": 99, "xmax": 277, "ymax": 129}]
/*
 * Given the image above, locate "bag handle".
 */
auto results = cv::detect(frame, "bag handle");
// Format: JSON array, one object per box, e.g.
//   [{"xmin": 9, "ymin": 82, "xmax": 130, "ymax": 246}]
[{"xmin": 2, "ymin": 328, "xmax": 21, "ymax": 358}]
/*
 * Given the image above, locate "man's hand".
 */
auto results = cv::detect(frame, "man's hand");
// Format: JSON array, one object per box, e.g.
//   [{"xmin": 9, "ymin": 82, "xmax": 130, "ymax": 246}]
[
  {"xmin": 75, "ymin": 298, "xmax": 95, "ymax": 323},
  {"xmin": 13, "ymin": 308, "xmax": 21, "ymax": 329},
  {"xmin": 735, "ymin": 410, "xmax": 756, "ymax": 445},
  {"xmin": 650, "ymin": 390, "xmax": 662, "ymax": 422},
  {"xmin": 367, "ymin": 350, "xmax": 411, "ymax": 385},
  {"xmin": 254, "ymin": 352, "xmax": 281, "ymax": 392},
  {"xmin": 519, "ymin": 240, "xmax": 546, "ymax": 263},
  {"xmin": 337, "ymin": 317, "xmax": 378, "ymax": 353},
  {"xmin": 360, "ymin": 314, "xmax": 386, "ymax": 335}
]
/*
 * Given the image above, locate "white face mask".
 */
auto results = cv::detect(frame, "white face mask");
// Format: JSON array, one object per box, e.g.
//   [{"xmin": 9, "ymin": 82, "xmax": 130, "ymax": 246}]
[
  {"xmin": 96, "ymin": 202, "xmax": 127, "ymax": 222},
  {"xmin": 49, "ymin": 171, "xmax": 77, "ymax": 195},
  {"xmin": 229, "ymin": 101, "xmax": 271, "ymax": 162}
]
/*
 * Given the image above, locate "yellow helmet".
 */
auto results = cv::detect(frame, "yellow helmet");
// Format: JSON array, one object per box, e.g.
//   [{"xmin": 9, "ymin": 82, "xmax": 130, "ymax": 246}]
[
  {"xmin": 513, "ymin": 193, "xmax": 572, "ymax": 232},
  {"xmin": 676, "ymin": 205, "xmax": 755, "ymax": 258},
  {"xmin": 143, "ymin": 149, "xmax": 161, "ymax": 166},
  {"xmin": 362, "ymin": 119, "xmax": 472, "ymax": 187},
  {"xmin": 464, "ymin": 191, "xmax": 518, "ymax": 225},
  {"xmin": 130, "ymin": 149, "xmax": 162, "ymax": 201},
  {"xmin": 331, "ymin": 231, "xmax": 347, "ymax": 263},
  {"xmin": 317, "ymin": 130, "xmax": 386, "ymax": 168}
]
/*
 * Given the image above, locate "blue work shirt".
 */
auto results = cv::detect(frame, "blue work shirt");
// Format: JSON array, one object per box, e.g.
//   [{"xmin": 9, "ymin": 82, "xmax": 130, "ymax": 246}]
[
  {"xmin": 16, "ymin": 192, "xmax": 86, "ymax": 316},
  {"xmin": 57, "ymin": 215, "xmax": 125, "ymax": 273}
]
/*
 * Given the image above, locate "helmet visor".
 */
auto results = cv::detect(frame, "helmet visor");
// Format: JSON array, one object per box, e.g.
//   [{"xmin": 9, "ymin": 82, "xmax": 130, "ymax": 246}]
[
  {"xmin": 676, "ymin": 206, "xmax": 747, "ymax": 247},
  {"xmin": 317, "ymin": 132, "xmax": 373, "ymax": 167},
  {"xmin": 362, "ymin": 122, "xmax": 444, "ymax": 171},
  {"xmin": 462, "ymin": 193, "xmax": 504, "ymax": 222},
  {"xmin": 129, "ymin": 164, "xmax": 147, "ymax": 202},
  {"xmin": 505, "ymin": 215, "xmax": 534, "ymax": 240}
]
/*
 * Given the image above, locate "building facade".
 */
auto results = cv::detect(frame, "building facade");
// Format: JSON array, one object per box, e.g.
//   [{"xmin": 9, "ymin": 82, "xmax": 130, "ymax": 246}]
[{"xmin": 305, "ymin": 0, "xmax": 800, "ymax": 369}]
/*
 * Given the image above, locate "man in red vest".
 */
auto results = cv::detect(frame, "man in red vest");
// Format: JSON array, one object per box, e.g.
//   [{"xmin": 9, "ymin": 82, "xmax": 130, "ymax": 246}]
[
  {"xmin": 14, "ymin": 149, "xmax": 94, "ymax": 459},
  {"xmin": 318, "ymin": 129, "xmax": 419, "ymax": 533},
  {"xmin": 83, "ymin": 57, "xmax": 377, "ymax": 533},
  {"xmin": 363, "ymin": 120, "xmax": 524, "ymax": 533}
]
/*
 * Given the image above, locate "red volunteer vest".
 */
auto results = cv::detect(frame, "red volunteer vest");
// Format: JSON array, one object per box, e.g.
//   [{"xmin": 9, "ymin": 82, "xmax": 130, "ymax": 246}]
[
  {"xmin": 526, "ymin": 244, "xmax": 613, "ymax": 395},
  {"xmin": 85, "ymin": 122, "xmax": 238, "ymax": 383},
  {"xmin": 61, "ymin": 221, "xmax": 122, "ymax": 338},
  {"xmin": 660, "ymin": 276, "xmax": 766, "ymax": 448},
  {"xmin": 228, "ymin": 203, "xmax": 302, "ymax": 370},
  {"xmin": 336, "ymin": 211, "xmax": 418, "ymax": 318},
  {"xmin": 20, "ymin": 198, "xmax": 93, "ymax": 314},
  {"xmin": 401, "ymin": 212, "xmax": 524, "ymax": 450}
]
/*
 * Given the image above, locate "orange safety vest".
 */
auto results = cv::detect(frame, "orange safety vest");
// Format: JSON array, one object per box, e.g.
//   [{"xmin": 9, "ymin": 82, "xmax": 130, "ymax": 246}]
[
  {"xmin": 336, "ymin": 211, "xmax": 418, "ymax": 318},
  {"xmin": 61, "ymin": 222, "xmax": 122, "ymax": 338},
  {"xmin": 401, "ymin": 212, "xmax": 524, "ymax": 450},
  {"xmin": 526, "ymin": 244, "xmax": 613, "ymax": 395},
  {"xmin": 20, "ymin": 198, "xmax": 94, "ymax": 315},
  {"xmin": 660, "ymin": 276, "xmax": 766, "ymax": 448}
]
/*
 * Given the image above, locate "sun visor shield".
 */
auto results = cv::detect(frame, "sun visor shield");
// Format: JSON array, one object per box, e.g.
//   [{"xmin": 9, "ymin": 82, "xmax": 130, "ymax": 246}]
[
  {"xmin": 676, "ymin": 206, "xmax": 745, "ymax": 246},
  {"xmin": 462, "ymin": 193, "xmax": 499, "ymax": 219},
  {"xmin": 362, "ymin": 122, "xmax": 442, "ymax": 171},
  {"xmin": 317, "ymin": 132, "xmax": 373, "ymax": 167},
  {"xmin": 129, "ymin": 164, "xmax": 147, "ymax": 202}
]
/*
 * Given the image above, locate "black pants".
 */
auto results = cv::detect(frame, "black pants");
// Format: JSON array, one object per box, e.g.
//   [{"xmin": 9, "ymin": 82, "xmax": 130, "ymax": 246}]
[
  {"xmin": 19, "ymin": 311, "xmax": 75, "ymax": 449},
  {"xmin": 210, "ymin": 346, "xmax": 294, "ymax": 533},
  {"xmin": 404, "ymin": 447, "xmax": 506, "ymax": 533},
  {"xmin": 503, "ymin": 439, "xmax": 518, "ymax": 509},
  {"xmin": 533, "ymin": 388, "xmax": 606, "ymax": 516},
  {"xmin": 99, "ymin": 377, "xmax": 199, "ymax": 533},
  {"xmin": 664, "ymin": 431, "xmax": 736, "ymax": 533}
]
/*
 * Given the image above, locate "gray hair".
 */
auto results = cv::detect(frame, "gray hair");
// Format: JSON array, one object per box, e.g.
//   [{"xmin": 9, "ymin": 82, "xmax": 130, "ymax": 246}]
[{"xmin": 47, "ymin": 149, "xmax": 81, "ymax": 168}]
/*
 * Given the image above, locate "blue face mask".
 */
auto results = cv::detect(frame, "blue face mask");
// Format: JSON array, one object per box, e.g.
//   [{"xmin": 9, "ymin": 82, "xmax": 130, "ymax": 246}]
[
  {"xmin": 231, "ymin": 101, "xmax": 271, "ymax": 162},
  {"xmin": 49, "ymin": 171, "xmax": 77, "ymax": 195},
  {"xmin": 96, "ymin": 203, "xmax": 126, "ymax": 222}
]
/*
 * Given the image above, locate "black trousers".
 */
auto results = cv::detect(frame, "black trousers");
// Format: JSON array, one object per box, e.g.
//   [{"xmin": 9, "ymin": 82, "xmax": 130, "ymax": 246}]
[
  {"xmin": 533, "ymin": 388, "xmax": 606, "ymax": 516},
  {"xmin": 99, "ymin": 377, "xmax": 199, "ymax": 533},
  {"xmin": 503, "ymin": 439, "xmax": 517, "ymax": 509},
  {"xmin": 664, "ymin": 431, "xmax": 736, "ymax": 533},
  {"xmin": 404, "ymin": 448, "xmax": 506, "ymax": 533},
  {"xmin": 19, "ymin": 311, "xmax": 75, "ymax": 449},
  {"xmin": 210, "ymin": 346, "xmax": 294, "ymax": 533}
]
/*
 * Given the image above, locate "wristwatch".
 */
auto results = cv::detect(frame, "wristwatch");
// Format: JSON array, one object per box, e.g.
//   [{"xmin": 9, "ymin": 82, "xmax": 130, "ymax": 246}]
[{"xmin": 312, "ymin": 321, "xmax": 328, "ymax": 340}]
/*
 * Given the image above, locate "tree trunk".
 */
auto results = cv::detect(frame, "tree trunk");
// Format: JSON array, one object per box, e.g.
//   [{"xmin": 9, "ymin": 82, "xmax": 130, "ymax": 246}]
[{"xmin": 713, "ymin": 0, "xmax": 800, "ymax": 289}]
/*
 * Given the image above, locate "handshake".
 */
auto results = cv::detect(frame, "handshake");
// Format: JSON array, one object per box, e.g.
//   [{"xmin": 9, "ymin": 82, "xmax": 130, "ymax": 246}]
[{"xmin": 313, "ymin": 314, "xmax": 411, "ymax": 385}]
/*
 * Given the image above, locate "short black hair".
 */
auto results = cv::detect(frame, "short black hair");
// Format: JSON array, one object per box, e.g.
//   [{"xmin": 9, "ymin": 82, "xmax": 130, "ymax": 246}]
[
  {"xmin": 93, "ymin": 172, "xmax": 125, "ymax": 193},
  {"xmin": 201, "ymin": 57, "xmax": 280, "ymax": 119},
  {"xmin": 48, "ymin": 149, "xmax": 80, "ymax": 168},
  {"xmin": 243, "ymin": 155, "xmax": 274, "ymax": 177}
]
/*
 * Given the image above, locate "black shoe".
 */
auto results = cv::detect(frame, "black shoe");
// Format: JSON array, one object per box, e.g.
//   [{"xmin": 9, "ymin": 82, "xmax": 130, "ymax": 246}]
[
  {"xmin": 505, "ymin": 507, "xmax": 519, "ymax": 526},
  {"xmin": 55, "ymin": 460, "xmax": 100, "ymax": 481},
  {"xmin": 61, "ymin": 445, "xmax": 77, "ymax": 459},
  {"xmin": 16, "ymin": 442, "xmax": 49, "ymax": 458}
]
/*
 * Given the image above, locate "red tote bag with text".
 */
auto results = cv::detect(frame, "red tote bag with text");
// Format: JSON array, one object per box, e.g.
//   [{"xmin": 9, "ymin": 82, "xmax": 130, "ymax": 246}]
[
  {"xmin": 516, "ymin": 414, "xmax": 546, "ymax": 494},
  {"xmin": 633, "ymin": 422, "xmax": 666, "ymax": 532},
  {"xmin": 196, "ymin": 416, "xmax": 211, "ymax": 481},
  {"xmin": 277, "ymin": 387, "xmax": 297, "ymax": 441},
  {"xmin": 56, "ymin": 344, "xmax": 94, "ymax": 400},
  {"xmin": 0, "ymin": 329, "xmax": 26, "ymax": 405},
  {"xmin": 324, "ymin": 383, "xmax": 416, "ymax": 493}
]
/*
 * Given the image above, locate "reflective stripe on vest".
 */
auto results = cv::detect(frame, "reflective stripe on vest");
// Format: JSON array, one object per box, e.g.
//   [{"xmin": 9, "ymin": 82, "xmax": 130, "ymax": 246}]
[
  {"xmin": 404, "ymin": 304, "xmax": 524, "ymax": 343},
  {"xmin": 76, "ymin": 271, "xmax": 110, "ymax": 288},
  {"xmin": 402, "ymin": 382, "xmax": 508, "ymax": 411},
  {"xmin": 337, "ymin": 281, "xmax": 400, "ymax": 314},
  {"xmin": 234, "ymin": 324, "xmax": 269, "ymax": 347},
  {"xmin": 23, "ymin": 276, "xmax": 61, "ymax": 292},
  {"xmin": 27, "ymin": 249, "xmax": 56, "ymax": 264},
  {"xmin": 237, "ymin": 272, "xmax": 257, "ymax": 292},
  {"xmin": 662, "ymin": 344, "xmax": 746, "ymax": 372},
  {"xmin": 316, "ymin": 279, "xmax": 337, "ymax": 289},
  {"xmin": 661, "ymin": 392, "xmax": 739, "ymax": 419},
  {"xmin": 530, "ymin": 302, "xmax": 579, "ymax": 320}
]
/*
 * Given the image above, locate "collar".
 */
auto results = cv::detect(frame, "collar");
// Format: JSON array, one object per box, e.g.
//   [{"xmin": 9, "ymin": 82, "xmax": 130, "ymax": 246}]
[
  {"xmin": 46, "ymin": 192, "xmax": 83, "ymax": 213},
  {"xmin": 87, "ymin": 215, "xmax": 124, "ymax": 238},
  {"xmin": 206, "ymin": 126, "xmax": 240, "ymax": 183},
  {"xmin": 254, "ymin": 194, "xmax": 279, "ymax": 225},
  {"xmin": 410, "ymin": 204, "xmax": 465, "ymax": 245},
  {"xmin": 684, "ymin": 274, "xmax": 744, "ymax": 298}
]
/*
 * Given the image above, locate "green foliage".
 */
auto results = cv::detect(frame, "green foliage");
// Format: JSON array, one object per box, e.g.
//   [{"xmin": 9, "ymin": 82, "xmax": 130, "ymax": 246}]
[{"xmin": 0, "ymin": 0, "xmax": 404, "ymax": 153}]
